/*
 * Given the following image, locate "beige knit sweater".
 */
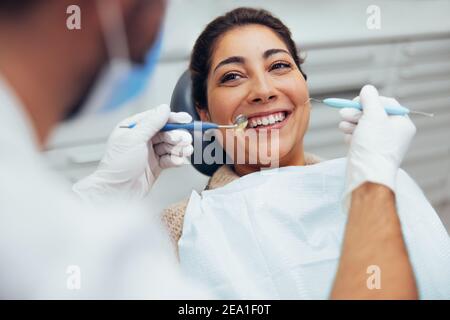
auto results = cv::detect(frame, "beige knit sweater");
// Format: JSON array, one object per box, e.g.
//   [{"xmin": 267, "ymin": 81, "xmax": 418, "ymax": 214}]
[{"xmin": 162, "ymin": 153, "xmax": 323, "ymax": 246}]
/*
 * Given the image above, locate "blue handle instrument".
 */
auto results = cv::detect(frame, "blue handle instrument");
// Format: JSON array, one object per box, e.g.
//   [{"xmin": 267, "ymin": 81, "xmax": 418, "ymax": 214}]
[
  {"xmin": 120, "ymin": 114, "xmax": 249, "ymax": 131},
  {"xmin": 311, "ymin": 98, "xmax": 433, "ymax": 117}
]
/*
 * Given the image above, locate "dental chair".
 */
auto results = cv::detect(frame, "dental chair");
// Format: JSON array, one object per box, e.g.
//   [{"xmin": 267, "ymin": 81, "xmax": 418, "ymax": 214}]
[{"xmin": 170, "ymin": 70, "xmax": 225, "ymax": 177}]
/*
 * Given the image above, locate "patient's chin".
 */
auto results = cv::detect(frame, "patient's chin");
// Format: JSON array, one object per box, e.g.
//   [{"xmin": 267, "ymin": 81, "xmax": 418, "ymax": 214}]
[{"xmin": 223, "ymin": 127, "xmax": 300, "ymax": 168}]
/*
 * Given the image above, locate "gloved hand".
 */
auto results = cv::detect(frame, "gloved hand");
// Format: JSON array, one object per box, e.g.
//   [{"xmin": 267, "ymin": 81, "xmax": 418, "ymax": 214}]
[
  {"xmin": 73, "ymin": 104, "xmax": 193, "ymax": 203},
  {"xmin": 338, "ymin": 96, "xmax": 406, "ymax": 145},
  {"xmin": 341, "ymin": 85, "xmax": 416, "ymax": 201}
]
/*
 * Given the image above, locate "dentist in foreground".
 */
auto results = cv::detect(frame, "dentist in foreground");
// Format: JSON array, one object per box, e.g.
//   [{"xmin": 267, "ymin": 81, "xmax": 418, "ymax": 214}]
[
  {"xmin": 0, "ymin": 0, "xmax": 431, "ymax": 299},
  {"xmin": 0, "ymin": 0, "xmax": 200, "ymax": 299}
]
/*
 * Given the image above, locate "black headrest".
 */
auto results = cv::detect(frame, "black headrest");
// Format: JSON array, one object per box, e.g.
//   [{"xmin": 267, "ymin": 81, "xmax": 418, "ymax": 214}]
[{"xmin": 169, "ymin": 70, "xmax": 224, "ymax": 176}]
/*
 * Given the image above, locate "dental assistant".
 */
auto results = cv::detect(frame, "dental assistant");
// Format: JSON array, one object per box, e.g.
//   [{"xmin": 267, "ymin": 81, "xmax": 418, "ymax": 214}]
[{"xmin": 0, "ymin": 0, "xmax": 419, "ymax": 300}]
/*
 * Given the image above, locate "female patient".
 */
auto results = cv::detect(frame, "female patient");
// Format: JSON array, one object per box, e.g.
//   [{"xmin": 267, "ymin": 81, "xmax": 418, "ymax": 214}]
[{"xmin": 163, "ymin": 7, "xmax": 450, "ymax": 299}]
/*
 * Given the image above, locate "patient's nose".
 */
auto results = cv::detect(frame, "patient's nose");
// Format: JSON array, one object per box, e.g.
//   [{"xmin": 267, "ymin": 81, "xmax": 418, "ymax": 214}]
[{"xmin": 247, "ymin": 75, "xmax": 277, "ymax": 105}]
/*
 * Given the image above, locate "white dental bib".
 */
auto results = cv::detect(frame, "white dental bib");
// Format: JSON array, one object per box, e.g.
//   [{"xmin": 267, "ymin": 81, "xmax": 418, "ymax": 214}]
[{"xmin": 179, "ymin": 158, "xmax": 450, "ymax": 299}]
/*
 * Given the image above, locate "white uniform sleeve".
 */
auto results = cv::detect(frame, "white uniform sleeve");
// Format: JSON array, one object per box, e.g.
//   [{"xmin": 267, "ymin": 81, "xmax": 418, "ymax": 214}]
[{"xmin": 0, "ymin": 165, "xmax": 209, "ymax": 299}]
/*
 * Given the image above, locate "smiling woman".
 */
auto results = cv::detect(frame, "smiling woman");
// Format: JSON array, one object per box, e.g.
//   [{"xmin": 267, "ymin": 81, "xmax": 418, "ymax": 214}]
[
  {"xmin": 191, "ymin": 8, "xmax": 310, "ymax": 175},
  {"xmin": 161, "ymin": 7, "xmax": 450, "ymax": 300},
  {"xmin": 163, "ymin": 7, "xmax": 320, "ymax": 243}
]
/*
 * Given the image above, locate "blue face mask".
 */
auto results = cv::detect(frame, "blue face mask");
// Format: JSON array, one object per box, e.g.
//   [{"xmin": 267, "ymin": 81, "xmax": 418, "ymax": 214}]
[
  {"xmin": 99, "ymin": 31, "xmax": 163, "ymax": 112},
  {"xmin": 66, "ymin": 0, "xmax": 163, "ymax": 120}
]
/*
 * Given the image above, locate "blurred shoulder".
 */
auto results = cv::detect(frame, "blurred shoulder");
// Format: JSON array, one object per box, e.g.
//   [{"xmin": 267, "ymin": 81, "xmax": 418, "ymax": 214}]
[{"xmin": 162, "ymin": 198, "xmax": 190, "ymax": 246}]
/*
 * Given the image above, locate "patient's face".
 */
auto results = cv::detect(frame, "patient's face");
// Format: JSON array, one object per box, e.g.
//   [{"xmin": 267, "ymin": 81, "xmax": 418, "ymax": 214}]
[{"xmin": 199, "ymin": 24, "xmax": 310, "ymax": 174}]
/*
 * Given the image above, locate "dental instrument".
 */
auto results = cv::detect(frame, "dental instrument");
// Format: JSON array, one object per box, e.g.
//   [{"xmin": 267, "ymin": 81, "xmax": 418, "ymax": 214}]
[
  {"xmin": 120, "ymin": 114, "xmax": 248, "ymax": 131},
  {"xmin": 309, "ymin": 98, "xmax": 434, "ymax": 117}
]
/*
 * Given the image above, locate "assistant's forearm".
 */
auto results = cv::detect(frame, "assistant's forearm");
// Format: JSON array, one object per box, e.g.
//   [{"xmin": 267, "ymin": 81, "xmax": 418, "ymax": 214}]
[{"xmin": 330, "ymin": 182, "xmax": 418, "ymax": 299}]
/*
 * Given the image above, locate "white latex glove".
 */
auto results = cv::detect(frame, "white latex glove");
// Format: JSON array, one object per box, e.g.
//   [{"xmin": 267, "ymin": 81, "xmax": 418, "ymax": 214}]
[
  {"xmin": 338, "ymin": 96, "xmax": 404, "ymax": 144},
  {"xmin": 73, "ymin": 104, "xmax": 193, "ymax": 203},
  {"xmin": 342, "ymin": 85, "xmax": 416, "ymax": 203}
]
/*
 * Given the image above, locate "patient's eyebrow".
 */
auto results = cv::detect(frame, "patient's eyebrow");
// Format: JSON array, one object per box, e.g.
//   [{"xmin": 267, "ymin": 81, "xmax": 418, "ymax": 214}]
[
  {"xmin": 213, "ymin": 49, "xmax": 291, "ymax": 74},
  {"xmin": 263, "ymin": 48, "xmax": 291, "ymax": 59},
  {"xmin": 213, "ymin": 56, "xmax": 245, "ymax": 74}
]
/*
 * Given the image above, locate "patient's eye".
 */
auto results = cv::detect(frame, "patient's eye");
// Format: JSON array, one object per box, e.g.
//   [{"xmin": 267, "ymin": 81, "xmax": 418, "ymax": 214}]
[
  {"xmin": 270, "ymin": 61, "xmax": 292, "ymax": 72},
  {"xmin": 220, "ymin": 72, "xmax": 243, "ymax": 84}
]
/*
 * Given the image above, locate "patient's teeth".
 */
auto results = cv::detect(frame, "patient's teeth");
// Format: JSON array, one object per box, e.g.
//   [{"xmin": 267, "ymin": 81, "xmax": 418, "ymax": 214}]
[
  {"xmin": 268, "ymin": 115, "xmax": 275, "ymax": 124},
  {"xmin": 248, "ymin": 111, "xmax": 289, "ymax": 128}
]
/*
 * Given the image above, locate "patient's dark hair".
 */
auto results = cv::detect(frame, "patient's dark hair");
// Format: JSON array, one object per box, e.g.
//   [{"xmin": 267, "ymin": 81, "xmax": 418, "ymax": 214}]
[{"xmin": 190, "ymin": 7, "xmax": 307, "ymax": 110}]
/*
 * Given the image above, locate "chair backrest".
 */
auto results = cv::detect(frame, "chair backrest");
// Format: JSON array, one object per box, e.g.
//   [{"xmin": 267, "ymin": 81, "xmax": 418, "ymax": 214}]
[{"xmin": 169, "ymin": 70, "xmax": 224, "ymax": 176}]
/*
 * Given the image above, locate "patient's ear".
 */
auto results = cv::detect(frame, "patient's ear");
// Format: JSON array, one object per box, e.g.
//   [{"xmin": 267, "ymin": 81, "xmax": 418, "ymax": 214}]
[{"xmin": 196, "ymin": 106, "xmax": 210, "ymax": 122}]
